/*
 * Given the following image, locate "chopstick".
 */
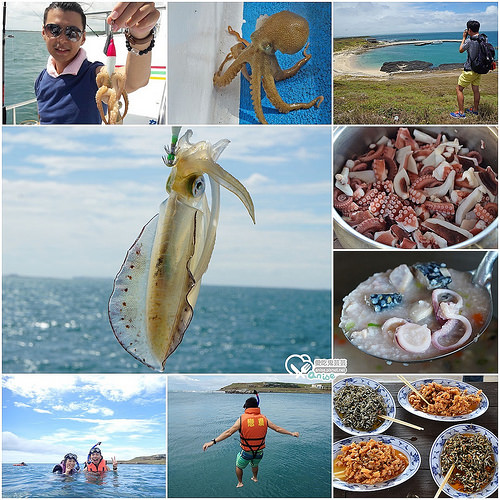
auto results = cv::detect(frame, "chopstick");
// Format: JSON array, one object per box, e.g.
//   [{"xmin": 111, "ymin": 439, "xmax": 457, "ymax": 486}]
[
  {"xmin": 398, "ymin": 375, "xmax": 432, "ymax": 406},
  {"xmin": 378, "ymin": 414, "xmax": 424, "ymax": 431},
  {"xmin": 434, "ymin": 464, "xmax": 455, "ymax": 498}
]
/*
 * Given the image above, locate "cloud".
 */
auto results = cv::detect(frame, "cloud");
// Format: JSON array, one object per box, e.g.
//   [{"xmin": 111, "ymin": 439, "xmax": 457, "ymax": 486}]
[
  {"xmin": 3, "ymin": 375, "xmax": 165, "ymax": 405},
  {"xmin": 61, "ymin": 417, "xmax": 161, "ymax": 436},
  {"xmin": 14, "ymin": 402, "xmax": 31, "ymax": 408},
  {"xmin": 34, "ymin": 408, "xmax": 52, "ymax": 414},
  {"xmin": 3, "ymin": 431, "xmax": 61, "ymax": 454},
  {"xmin": 334, "ymin": 2, "xmax": 499, "ymax": 36}
]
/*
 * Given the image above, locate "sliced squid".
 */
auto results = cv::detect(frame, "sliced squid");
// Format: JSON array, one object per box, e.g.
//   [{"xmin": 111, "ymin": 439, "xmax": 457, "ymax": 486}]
[
  {"xmin": 108, "ymin": 130, "xmax": 255, "ymax": 371},
  {"xmin": 394, "ymin": 322, "xmax": 432, "ymax": 353}
]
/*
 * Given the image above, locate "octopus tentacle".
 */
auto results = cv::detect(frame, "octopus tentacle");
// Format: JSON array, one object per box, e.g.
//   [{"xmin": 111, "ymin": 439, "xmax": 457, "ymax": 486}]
[
  {"xmin": 333, "ymin": 188, "xmax": 353, "ymax": 211},
  {"xmin": 250, "ymin": 59, "xmax": 266, "ymax": 124},
  {"xmin": 357, "ymin": 217, "xmax": 386, "ymax": 235},
  {"xmin": 474, "ymin": 203, "xmax": 495, "ymax": 225},
  {"xmin": 262, "ymin": 72, "xmax": 324, "ymax": 114},
  {"xmin": 213, "ymin": 49, "xmax": 251, "ymax": 87}
]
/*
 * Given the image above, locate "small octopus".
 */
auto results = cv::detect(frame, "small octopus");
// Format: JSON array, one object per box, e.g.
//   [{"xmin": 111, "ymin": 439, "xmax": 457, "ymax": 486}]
[
  {"xmin": 213, "ymin": 10, "xmax": 324, "ymax": 124},
  {"xmin": 95, "ymin": 68, "xmax": 129, "ymax": 125}
]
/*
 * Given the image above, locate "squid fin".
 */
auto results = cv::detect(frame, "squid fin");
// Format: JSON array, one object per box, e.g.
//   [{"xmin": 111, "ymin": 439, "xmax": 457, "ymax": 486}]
[{"xmin": 108, "ymin": 215, "xmax": 162, "ymax": 371}]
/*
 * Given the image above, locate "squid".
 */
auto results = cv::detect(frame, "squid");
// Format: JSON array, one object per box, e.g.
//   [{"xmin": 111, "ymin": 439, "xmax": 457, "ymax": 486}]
[{"xmin": 108, "ymin": 130, "xmax": 255, "ymax": 371}]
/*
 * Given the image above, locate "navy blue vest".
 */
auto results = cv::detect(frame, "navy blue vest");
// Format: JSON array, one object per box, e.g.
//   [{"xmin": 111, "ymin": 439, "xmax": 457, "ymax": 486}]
[{"xmin": 35, "ymin": 59, "xmax": 105, "ymax": 124}]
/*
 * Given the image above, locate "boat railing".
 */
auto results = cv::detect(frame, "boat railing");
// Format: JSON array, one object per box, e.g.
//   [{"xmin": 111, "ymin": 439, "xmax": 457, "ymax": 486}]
[{"xmin": 4, "ymin": 98, "xmax": 37, "ymax": 125}]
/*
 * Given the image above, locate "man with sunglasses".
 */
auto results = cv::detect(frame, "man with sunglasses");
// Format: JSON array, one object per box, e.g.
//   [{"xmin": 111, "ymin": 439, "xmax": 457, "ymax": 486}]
[
  {"xmin": 202, "ymin": 396, "xmax": 299, "ymax": 488},
  {"xmin": 36, "ymin": 2, "xmax": 160, "ymax": 124}
]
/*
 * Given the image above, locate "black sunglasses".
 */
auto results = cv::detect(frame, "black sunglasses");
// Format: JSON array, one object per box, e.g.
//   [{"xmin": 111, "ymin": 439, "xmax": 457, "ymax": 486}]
[{"xmin": 44, "ymin": 23, "xmax": 83, "ymax": 42}]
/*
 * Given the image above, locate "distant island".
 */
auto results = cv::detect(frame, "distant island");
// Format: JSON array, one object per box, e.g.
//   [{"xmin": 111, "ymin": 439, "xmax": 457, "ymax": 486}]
[
  {"xmin": 116, "ymin": 454, "xmax": 165, "ymax": 465},
  {"xmin": 219, "ymin": 382, "xmax": 331, "ymax": 394}
]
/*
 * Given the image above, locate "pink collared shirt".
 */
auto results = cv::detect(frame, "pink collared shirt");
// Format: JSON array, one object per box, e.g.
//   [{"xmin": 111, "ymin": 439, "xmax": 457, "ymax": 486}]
[{"xmin": 46, "ymin": 48, "xmax": 88, "ymax": 77}]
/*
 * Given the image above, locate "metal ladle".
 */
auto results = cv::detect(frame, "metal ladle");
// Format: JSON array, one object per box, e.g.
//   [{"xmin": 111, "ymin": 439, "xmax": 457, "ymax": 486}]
[{"xmin": 343, "ymin": 251, "xmax": 497, "ymax": 364}]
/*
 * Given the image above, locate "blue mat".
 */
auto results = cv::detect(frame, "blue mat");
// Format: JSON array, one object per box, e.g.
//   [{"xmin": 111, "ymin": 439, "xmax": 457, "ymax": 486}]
[{"xmin": 239, "ymin": 2, "xmax": 331, "ymax": 124}]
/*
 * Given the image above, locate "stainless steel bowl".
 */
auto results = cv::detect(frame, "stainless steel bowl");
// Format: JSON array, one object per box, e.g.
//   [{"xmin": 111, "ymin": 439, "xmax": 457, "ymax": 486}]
[{"xmin": 333, "ymin": 126, "xmax": 498, "ymax": 249}]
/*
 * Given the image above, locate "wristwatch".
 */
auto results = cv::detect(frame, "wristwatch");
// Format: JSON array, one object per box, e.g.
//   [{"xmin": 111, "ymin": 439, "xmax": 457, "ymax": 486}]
[{"xmin": 212, "ymin": 439, "xmax": 217, "ymax": 445}]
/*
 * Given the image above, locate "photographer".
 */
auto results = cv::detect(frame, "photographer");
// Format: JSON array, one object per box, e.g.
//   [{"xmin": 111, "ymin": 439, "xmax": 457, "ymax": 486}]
[{"xmin": 450, "ymin": 20, "xmax": 482, "ymax": 119}]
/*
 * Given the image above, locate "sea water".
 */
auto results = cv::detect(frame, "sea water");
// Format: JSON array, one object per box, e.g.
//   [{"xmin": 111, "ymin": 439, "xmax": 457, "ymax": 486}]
[
  {"xmin": 357, "ymin": 31, "xmax": 498, "ymax": 70},
  {"xmin": 2, "ymin": 463, "xmax": 166, "ymax": 498},
  {"xmin": 4, "ymin": 31, "xmax": 47, "ymax": 124},
  {"xmin": 2, "ymin": 276, "xmax": 331, "ymax": 373},
  {"xmin": 168, "ymin": 392, "xmax": 331, "ymax": 498}
]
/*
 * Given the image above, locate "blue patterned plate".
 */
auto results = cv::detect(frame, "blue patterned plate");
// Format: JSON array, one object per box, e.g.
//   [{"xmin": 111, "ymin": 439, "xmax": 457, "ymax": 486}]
[
  {"xmin": 398, "ymin": 378, "xmax": 489, "ymax": 422},
  {"xmin": 430, "ymin": 424, "xmax": 498, "ymax": 498},
  {"xmin": 333, "ymin": 434, "xmax": 421, "ymax": 491},
  {"xmin": 333, "ymin": 377, "xmax": 396, "ymax": 435}
]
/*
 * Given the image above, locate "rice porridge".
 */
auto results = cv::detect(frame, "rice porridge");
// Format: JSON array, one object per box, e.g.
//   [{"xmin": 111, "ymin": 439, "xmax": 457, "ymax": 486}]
[{"xmin": 339, "ymin": 263, "xmax": 491, "ymax": 362}]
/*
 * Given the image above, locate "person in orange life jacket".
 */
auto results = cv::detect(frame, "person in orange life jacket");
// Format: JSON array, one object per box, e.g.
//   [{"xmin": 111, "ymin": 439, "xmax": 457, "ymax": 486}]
[
  {"xmin": 36, "ymin": 2, "xmax": 160, "ymax": 124},
  {"xmin": 85, "ymin": 447, "xmax": 117, "ymax": 472},
  {"xmin": 203, "ymin": 395, "xmax": 299, "ymax": 488}
]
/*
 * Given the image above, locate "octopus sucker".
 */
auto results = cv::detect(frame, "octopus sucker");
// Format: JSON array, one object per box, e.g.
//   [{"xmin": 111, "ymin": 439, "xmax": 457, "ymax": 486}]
[
  {"xmin": 213, "ymin": 10, "xmax": 323, "ymax": 124},
  {"xmin": 109, "ymin": 130, "xmax": 255, "ymax": 371}
]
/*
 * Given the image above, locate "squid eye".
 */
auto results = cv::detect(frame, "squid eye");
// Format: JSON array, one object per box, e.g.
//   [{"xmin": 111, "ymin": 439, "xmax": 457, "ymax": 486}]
[{"xmin": 191, "ymin": 176, "xmax": 205, "ymax": 197}]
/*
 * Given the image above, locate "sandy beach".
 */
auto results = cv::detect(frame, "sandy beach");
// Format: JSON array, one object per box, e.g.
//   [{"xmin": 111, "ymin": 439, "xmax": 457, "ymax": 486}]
[{"xmin": 333, "ymin": 50, "xmax": 385, "ymax": 76}]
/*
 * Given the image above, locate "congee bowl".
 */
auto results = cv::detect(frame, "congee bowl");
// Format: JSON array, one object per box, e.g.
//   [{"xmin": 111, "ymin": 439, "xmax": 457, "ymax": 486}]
[
  {"xmin": 333, "ymin": 126, "xmax": 498, "ymax": 249},
  {"xmin": 334, "ymin": 251, "xmax": 497, "ymax": 364}
]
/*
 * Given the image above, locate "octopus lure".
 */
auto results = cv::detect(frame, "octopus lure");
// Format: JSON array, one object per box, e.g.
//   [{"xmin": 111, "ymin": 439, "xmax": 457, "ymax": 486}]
[
  {"xmin": 96, "ymin": 33, "xmax": 129, "ymax": 124},
  {"xmin": 109, "ymin": 129, "xmax": 255, "ymax": 371},
  {"xmin": 213, "ymin": 10, "xmax": 324, "ymax": 124}
]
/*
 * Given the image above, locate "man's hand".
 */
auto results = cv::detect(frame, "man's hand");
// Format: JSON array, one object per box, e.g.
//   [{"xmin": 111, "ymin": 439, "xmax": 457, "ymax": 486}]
[
  {"xmin": 108, "ymin": 3, "xmax": 160, "ymax": 39},
  {"xmin": 112, "ymin": 456, "xmax": 117, "ymax": 469},
  {"xmin": 202, "ymin": 441, "xmax": 213, "ymax": 451},
  {"xmin": 291, "ymin": 432, "xmax": 299, "ymax": 438}
]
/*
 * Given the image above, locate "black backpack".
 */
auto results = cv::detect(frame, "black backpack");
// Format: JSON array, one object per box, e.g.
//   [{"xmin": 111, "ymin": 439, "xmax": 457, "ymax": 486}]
[{"xmin": 470, "ymin": 34, "xmax": 496, "ymax": 74}]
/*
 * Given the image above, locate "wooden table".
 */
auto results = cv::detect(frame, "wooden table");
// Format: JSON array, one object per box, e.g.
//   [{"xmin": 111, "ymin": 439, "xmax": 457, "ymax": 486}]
[{"xmin": 333, "ymin": 382, "xmax": 498, "ymax": 498}]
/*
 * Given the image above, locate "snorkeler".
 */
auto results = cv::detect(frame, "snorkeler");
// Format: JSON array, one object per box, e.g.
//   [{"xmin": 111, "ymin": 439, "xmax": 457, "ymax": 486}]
[
  {"xmin": 202, "ymin": 391, "xmax": 299, "ymax": 488},
  {"xmin": 84, "ymin": 444, "xmax": 117, "ymax": 472},
  {"xmin": 52, "ymin": 453, "xmax": 80, "ymax": 475}
]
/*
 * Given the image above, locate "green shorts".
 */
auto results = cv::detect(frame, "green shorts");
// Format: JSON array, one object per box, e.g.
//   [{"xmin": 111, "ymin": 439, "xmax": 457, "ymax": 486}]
[
  {"xmin": 236, "ymin": 450, "xmax": 263, "ymax": 469},
  {"xmin": 458, "ymin": 70, "xmax": 481, "ymax": 87}
]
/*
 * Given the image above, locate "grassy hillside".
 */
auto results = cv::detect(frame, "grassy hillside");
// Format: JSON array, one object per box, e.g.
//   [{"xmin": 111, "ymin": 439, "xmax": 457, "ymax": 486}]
[
  {"xmin": 334, "ymin": 70, "xmax": 498, "ymax": 124},
  {"xmin": 117, "ymin": 454, "xmax": 165, "ymax": 465},
  {"xmin": 220, "ymin": 382, "xmax": 331, "ymax": 394}
]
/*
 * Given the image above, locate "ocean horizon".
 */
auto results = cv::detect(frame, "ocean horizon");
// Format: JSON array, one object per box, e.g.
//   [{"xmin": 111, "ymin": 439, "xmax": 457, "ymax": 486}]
[
  {"xmin": 3, "ymin": 275, "xmax": 331, "ymax": 373},
  {"xmin": 356, "ymin": 30, "xmax": 498, "ymax": 70}
]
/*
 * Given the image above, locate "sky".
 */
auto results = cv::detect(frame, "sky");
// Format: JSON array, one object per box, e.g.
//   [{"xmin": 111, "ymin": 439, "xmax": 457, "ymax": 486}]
[
  {"xmin": 168, "ymin": 374, "xmax": 324, "ymax": 392},
  {"xmin": 334, "ymin": 2, "xmax": 498, "ymax": 37},
  {"xmin": 2, "ymin": 374, "xmax": 166, "ymax": 463},
  {"xmin": 2, "ymin": 126, "xmax": 331, "ymax": 290}
]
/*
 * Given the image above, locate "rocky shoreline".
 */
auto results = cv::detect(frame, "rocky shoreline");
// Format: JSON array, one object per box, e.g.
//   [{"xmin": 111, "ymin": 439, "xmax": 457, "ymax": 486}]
[{"xmin": 380, "ymin": 60, "xmax": 463, "ymax": 73}]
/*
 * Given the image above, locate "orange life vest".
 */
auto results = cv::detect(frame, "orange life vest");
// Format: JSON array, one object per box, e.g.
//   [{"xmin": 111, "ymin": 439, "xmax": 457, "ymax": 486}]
[
  {"xmin": 239, "ymin": 407, "xmax": 268, "ymax": 454},
  {"xmin": 87, "ymin": 459, "xmax": 108, "ymax": 472}
]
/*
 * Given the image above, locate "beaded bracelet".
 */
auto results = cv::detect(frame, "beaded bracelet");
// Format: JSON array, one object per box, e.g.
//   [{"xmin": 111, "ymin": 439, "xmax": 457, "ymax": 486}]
[{"xmin": 125, "ymin": 28, "xmax": 155, "ymax": 55}]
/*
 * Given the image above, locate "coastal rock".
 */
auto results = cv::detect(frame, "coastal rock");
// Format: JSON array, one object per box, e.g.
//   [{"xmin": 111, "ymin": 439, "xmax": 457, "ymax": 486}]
[
  {"xmin": 433, "ymin": 63, "xmax": 463, "ymax": 71},
  {"xmin": 380, "ymin": 60, "xmax": 433, "ymax": 73}
]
